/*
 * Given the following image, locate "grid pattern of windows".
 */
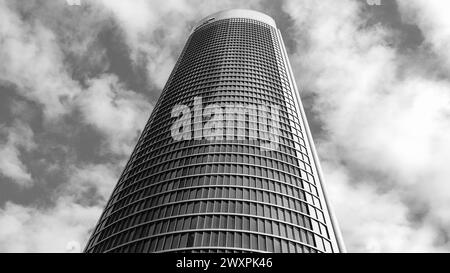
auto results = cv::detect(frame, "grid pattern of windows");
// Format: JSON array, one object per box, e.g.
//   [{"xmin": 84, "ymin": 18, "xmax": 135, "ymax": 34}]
[{"xmin": 85, "ymin": 17, "xmax": 338, "ymax": 253}]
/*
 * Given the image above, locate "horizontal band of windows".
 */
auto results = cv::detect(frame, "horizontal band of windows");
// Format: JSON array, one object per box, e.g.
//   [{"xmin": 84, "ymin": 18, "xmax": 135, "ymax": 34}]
[
  {"xmin": 99, "ymin": 201, "xmax": 316, "ymax": 238},
  {"xmin": 116, "ymin": 170, "xmax": 316, "ymax": 206},
  {"xmin": 138, "ymin": 127, "xmax": 305, "ymax": 159},
  {"xmin": 127, "ymin": 142, "xmax": 311, "ymax": 178},
  {"xmin": 96, "ymin": 228, "xmax": 323, "ymax": 254},
  {"xmin": 96, "ymin": 211, "xmax": 324, "ymax": 249},
  {"xmin": 115, "ymin": 168, "xmax": 317, "ymax": 209},
  {"xmin": 179, "ymin": 55, "xmax": 280, "ymax": 71},
  {"xmin": 146, "ymin": 107, "xmax": 301, "ymax": 135},
  {"xmin": 123, "ymin": 150, "xmax": 312, "ymax": 189},
  {"xmin": 145, "ymin": 104, "xmax": 300, "ymax": 133},
  {"xmin": 153, "ymin": 246, "xmax": 267, "ymax": 254},
  {"xmin": 108, "ymin": 184, "xmax": 315, "ymax": 224},
  {"xmin": 132, "ymin": 138, "xmax": 307, "ymax": 166},
  {"xmin": 102, "ymin": 188, "xmax": 322, "ymax": 227},
  {"xmin": 100, "ymin": 197, "xmax": 325, "ymax": 237},
  {"xmin": 181, "ymin": 48, "xmax": 279, "ymax": 63},
  {"xmin": 123, "ymin": 142, "xmax": 311, "ymax": 187},
  {"xmin": 139, "ymin": 118, "xmax": 303, "ymax": 153},
  {"xmin": 190, "ymin": 35, "xmax": 274, "ymax": 47},
  {"xmin": 141, "ymin": 131, "xmax": 303, "ymax": 154},
  {"xmin": 96, "ymin": 209, "xmax": 329, "ymax": 246},
  {"xmin": 179, "ymin": 48, "xmax": 278, "ymax": 63},
  {"xmin": 112, "ymin": 182, "xmax": 315, "ymax": 214},
  {"xmin": 174, "ymin": 58, "xmax": 289, "ymax": 75},
  {"xmin": 118, "ymin": 158, "xmax": 316, "ymax": 203},
  {"xmin": 175, "ymin": 60, "xmax": 282, "ymax": 78},
  {"xmin": 122, "ymin": 157, "xmax": 314, "ymax": 189},
  {"xmin": 190, "ymin": 36, "xmax": 274, "ymax": 48},
  {"xmin": 193, "ymin": 18, "xmax": 274, "ymax": 34},
  {"xmin": 167, "ymin": 82, "xmax": 293, "ymax": 99},
  {"xmin": 163, "ymin": 85, "xmax": 293, "ymax": 104},
  {"xmin": 147, "ymin": 106, "xmax": 301, "ymax": 139},
  {"xmin": 106, "ymin": 178, "xmax": 320, "ymax": 226},
  {"xmin": 134, "ymin": 137, "xmax": 308, "ymax": 167},
  {"xmin": 136, "ymin": 121, "xmax": 309, "ymax": 154},
  {"xmin": 171, "ymin": 72, "xmax": 288, "ymax": 90},
  {"xmin": 97, "ymin": 198, "xmax": 317, "ymax": 243},
  {"xmin": 174, "ymin": 68, "xmax": 289, "ymax": 85},
  {"xmin": 168, "ymin": 76, "xmax": 285, "ymax": 93},
  {"xmin": 142, "ymin": 128, "xmax": 302, "ymax": 151},
  {"xmin": 148, "ymin": 95, "xmax": 299, "ymax": 125},
  {"xmin": 101, "ymin": 228, "xmax": 322, "ymax": 253},
  {"xmin": 176, "ymin": 61, "xmax": 280, "ymax": 76},
  {"xmin": 115, "ymin": 163, "xmax": 317, "ymax": 206},
  {"xmin": 187, "ymin": 42, "xmax": 274, "ymax": 52},
  {"xmin": 104, "ymin": 189, "xmax": 318, "ymax": 226},
  {"xmin": 139, "ymin": 128, "xmax": 305, "ymax": 155}
]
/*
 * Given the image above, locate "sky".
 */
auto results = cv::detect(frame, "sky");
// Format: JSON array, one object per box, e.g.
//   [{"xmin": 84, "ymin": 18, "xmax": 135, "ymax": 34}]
[{"xmin": 0, "ymin": 0, "xmax": 449, "ymax": 253}]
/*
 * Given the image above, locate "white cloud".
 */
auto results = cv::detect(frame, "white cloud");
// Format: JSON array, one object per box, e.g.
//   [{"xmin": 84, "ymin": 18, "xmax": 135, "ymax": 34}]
[
  {"xmin": 324, "ymin": 161, "xmax": 442, "ymax": 252},
  {"xmin": 66, "ymin": 163, "xmax": 119, "ymax": 203},
  {"xmin": 76, "ymin": 74, "xmax": 152, "ymax": 156},
  {"xmin": 0, "ymin": 198, "xmax": 101, "ymax": 252},
  {"xmin": 0, "ymin": 1, "xmax": 152, "ymax": 157},
  {"xmin": 397, "ymin": 0, "xmax": 450, "ymax": 69},
  {"xmin": 0, "ymin": 0, "xmax": 81, "ymax": 120},
  {"xmin": 0, "ymin": 121, "xmax": 36, "ymax": 187}
]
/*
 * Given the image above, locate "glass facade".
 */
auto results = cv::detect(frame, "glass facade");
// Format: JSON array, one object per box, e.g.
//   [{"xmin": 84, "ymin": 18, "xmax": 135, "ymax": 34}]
[{"xmin": 85, "ymin": 10, "xmax": 343, "ymax": 253}]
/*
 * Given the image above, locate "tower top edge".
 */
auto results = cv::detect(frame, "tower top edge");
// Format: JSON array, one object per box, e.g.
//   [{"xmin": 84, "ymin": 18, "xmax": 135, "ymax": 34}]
[{"xmin": 193, "ymin": 9, "xmax": 277, "ymax": 31}]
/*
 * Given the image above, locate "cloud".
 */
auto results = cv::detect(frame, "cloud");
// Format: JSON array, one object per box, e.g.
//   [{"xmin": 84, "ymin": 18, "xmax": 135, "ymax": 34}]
[
  {"xmin": 0, "ymin": 197, "xmax": 101, "ymax": 252},
  {"xmin": 0, "ymin": 0, "xmax": 81, "ymax": 120},
  {"xmin": 65, "ymin": 163, "xmax": 120, "ymax": 204},
  {"xmin": 0, "ymin": 121, "xmax": 36, "ymax": 187},
  {"xmin": 76, "ymin": 74, "xmax": 152, "ymax": 156},
  {"xmin": 283, "ymin": 0, "xmax": 450, "ymax": 251},
  {"xmin": 323, "ymin": 161, "xmax": 442, "ymax": 252},
  {"xmin": 0, "ymin": 1, "xmax": 151, "ymax": 157},
  {"xmin": 397, "ymin": 0, "xmax": 450, "ymax": 69}
]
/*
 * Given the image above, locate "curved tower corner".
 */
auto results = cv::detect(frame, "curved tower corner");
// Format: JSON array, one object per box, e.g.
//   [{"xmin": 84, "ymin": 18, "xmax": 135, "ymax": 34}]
[{"xmin": 84, "ymin": 9, "xmax": 345, "ymax": 253}]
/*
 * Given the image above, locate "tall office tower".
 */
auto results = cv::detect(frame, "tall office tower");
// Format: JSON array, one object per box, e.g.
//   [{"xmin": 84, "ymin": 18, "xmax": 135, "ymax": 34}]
[{"xmin": 85, "ymin": 9, "xmax": 345, "ymax": 253}]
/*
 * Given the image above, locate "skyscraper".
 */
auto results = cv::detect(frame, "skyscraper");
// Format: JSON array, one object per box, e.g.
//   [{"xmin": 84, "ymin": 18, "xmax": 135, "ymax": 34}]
[{"xmin": 84, "ymin": 9, "xmax": 345, "ymax": 253}]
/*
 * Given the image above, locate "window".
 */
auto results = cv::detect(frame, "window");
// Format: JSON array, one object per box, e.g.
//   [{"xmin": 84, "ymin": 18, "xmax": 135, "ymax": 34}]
[
  {"xmin": 243, "ymin": 217, "xmax": 250, "ymax": 230},
  {"xmin": 203, "ymin": 232, "xmax": 211, "ymax": 247},
  {"xmin": 273, "ymin": 238, "xmax": 281, "ymax": 252},
  {"xmin": 251, "ymin": 234, "xmax": 258, "ymax": 250},
  {"xmin": 219, "ymin": 232, "xmax": 226, "ymax": 247},
  {"xmin": 211, "ymin": 232, "xmax": 219, "ymax": 246},
  {"xmin": 186, "ymin": 233, "xmax": 194, "ymax": 247},
  {"xmin": 250, "ymin": 217, "xmax": 257, "ymax": 231},
  {"xmin": 235, "ymin": 233, "xmax": 242, "ymax": 248},
  {"xmin": 226, "ymin": 232, "xmax": 234, "ymax": 247},
  {"xmin": 242, "ymin": 233, "xmax": 250, "ymax": 248},
  {"xmin": 250, "ymin": 203, "xmax": 257, "ymax": 214},
  {"xmin": 236, "ymin": 216, "xmax": 242, "ymax": 230}
]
